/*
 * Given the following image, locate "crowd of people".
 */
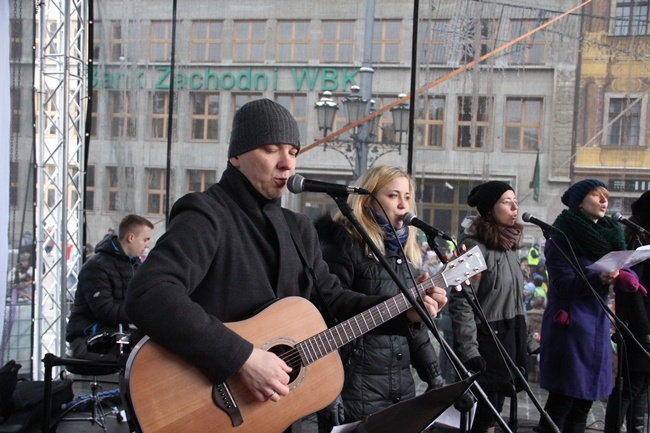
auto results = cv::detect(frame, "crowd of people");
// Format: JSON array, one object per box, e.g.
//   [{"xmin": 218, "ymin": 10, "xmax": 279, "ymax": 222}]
[{"xmin": 36, "ymin": 98, "xmax": 649, "ymax": 433}]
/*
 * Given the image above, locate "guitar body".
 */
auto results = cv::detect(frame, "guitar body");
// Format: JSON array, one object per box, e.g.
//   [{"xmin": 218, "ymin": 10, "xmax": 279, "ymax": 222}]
[{"xmin": 123, "ymin": 297, "xmax": 344, "ymax": 433}]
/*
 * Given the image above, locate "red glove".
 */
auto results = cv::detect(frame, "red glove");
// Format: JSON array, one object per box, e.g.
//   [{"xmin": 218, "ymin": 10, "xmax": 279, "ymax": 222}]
[
  {"xmin": 553, "ymin": 309, "xmax": 570, "ymax": 326},
  {"xmin": 616, "ymin": 270, "xmax": 648, "ymax": 296}
]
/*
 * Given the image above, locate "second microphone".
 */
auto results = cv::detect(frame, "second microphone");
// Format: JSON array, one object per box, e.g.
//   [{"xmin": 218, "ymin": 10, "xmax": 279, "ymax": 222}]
[{"xmin": 403, "ymin": 212, "xmax": 453, "ymax": 241}]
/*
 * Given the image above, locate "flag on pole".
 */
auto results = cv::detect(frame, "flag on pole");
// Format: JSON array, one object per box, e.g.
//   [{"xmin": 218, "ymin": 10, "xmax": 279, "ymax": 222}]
[{"xmin": 530, "ymin": 151, "xmax": 540, "ymax": 202}]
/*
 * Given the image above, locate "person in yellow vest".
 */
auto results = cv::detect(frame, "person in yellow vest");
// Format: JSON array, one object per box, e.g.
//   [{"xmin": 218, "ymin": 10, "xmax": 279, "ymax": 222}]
[{"xmin": 527, "ymin": 243, "xmax": 541, "ymax": 267}]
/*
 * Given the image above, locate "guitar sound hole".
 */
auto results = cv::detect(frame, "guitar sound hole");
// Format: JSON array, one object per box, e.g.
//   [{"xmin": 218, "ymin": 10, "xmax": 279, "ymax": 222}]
[{"xmin": 268, "ymin": 344, "xmax": 301, "ymax": 383}]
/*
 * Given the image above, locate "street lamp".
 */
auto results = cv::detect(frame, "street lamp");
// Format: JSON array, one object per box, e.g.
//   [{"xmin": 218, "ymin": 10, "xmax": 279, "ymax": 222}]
[
  {"xmin": 314, "ymin": 91, "xmax": 338, "ymax": 137},
  {"xmin": 314, "ymin": 88, "xmax": 409, "ymax": 178},
  {"xmin": 390, "ymin": 93, "xmax": 410, "ymax": 146}
]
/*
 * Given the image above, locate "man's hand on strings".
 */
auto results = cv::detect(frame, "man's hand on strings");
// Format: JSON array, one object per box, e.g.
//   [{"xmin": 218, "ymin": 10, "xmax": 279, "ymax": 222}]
[{"xmin": 238, "ymin": 348, "xmax": 292, "ymax": 402}]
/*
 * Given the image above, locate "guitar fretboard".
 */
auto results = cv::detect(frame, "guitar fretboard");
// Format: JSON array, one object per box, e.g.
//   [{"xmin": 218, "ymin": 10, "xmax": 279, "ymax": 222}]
[
  {"xmin": 296, "ymin": 274, "xmax": 445, "ymax": 366},
  {"xmin": 288, "ymin": 245, "xmax": 484, "ymax": 368}
]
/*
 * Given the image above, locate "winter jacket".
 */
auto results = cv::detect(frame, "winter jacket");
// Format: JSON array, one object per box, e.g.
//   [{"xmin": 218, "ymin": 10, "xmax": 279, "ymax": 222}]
[
  {"xmin": 449, "ymin": 231, "xmax": 528, "ymax": 392},
  {"xmin": 539, "ymin": 233, "xmax": 613, "ymax": 400},
  {"xmin": 66, "ymin": 236, "xmax": 139, "ymax": 342},
  {"xmin": 314, "ymin": 215, "xmax": 440, "ymax": 422},
  {"xmin": 125, "ymin": 164, "xmax": 401, "ymax": 386}
]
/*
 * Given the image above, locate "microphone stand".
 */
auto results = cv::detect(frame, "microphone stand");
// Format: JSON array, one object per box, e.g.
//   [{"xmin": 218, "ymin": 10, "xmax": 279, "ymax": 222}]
[
  {"xmin": 428, "ymin": 231, "xmax": 558, "ymax": 432},
  {"xmin": 329, "ymin": 194, "xmax": 514, "ymax": 433},
  {"xmin": 426, "ymin": 234, "xmax": 448, "ymax": 264},
  {"xmin": 542, "ymin": 228, "xmax": 650, "ymax": 433},
  {"xmin": 456, "ymin": 285, "xmax": 559, "ymax": 433}
]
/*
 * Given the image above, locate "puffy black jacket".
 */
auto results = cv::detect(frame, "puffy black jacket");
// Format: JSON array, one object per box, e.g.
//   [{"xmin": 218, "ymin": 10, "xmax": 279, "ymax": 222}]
[
  {"xmin": 65, "ymin": 236, "xmax": 140, "ymax": 342},
  {"xmin": 314, "ymin": 215, "xmax": 440, "ymax": 422}
]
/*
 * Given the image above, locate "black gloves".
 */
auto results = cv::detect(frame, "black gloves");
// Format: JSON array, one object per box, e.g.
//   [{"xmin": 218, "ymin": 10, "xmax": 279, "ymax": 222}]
[{"xmin": 464, "ymin": 356, "xmax": 486, "ymax": 373}]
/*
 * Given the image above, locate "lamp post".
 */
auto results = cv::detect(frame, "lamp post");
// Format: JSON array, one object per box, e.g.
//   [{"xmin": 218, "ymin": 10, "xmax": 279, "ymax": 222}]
[
  {"xmin": 314, "ymin": 89, "xmax": 409, "ymax": 178},
  {"xmin": 313, "ymin": 0, "xmax": 410, "ymax": 178}
]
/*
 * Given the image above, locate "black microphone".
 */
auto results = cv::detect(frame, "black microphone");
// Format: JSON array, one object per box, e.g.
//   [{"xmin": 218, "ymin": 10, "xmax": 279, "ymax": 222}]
[
  {"xmin": 287, "ymin": 174, "xmax": 370, "ymax": 195},
  {"xmin": 522, "ymin": 212, "xmax": 557, "ymax": 233},
  {"xmin": 403, "ymin": 212, "xmax": 453, "ymax": 241},
  {"xmin": 611, "ymin": 212, "xmax": 649, "ymax": 235}
]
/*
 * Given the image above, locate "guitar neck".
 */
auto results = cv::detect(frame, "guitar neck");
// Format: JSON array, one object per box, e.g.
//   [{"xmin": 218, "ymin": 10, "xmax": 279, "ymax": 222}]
[{"xmin": 296, "ymin": 273, "xmax": 445, "ymax": 366}]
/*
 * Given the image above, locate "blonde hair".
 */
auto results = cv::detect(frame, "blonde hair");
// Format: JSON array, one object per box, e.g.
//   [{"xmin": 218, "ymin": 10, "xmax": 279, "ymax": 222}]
[{"xmin": 333, "ymin": 165, "xmax": 422, "ymax": 268}]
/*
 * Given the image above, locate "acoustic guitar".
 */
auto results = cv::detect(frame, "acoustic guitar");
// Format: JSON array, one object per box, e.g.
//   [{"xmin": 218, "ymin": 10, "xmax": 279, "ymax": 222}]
[{"xmin": 122, "ymin": 245, "xmax": 486, "ymax": 433}]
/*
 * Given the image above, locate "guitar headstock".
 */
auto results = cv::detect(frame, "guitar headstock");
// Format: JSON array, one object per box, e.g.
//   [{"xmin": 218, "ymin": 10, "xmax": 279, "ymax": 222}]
[{"xmin": 439, "ymin": 246, "xmax": 486, "ymax": 286}]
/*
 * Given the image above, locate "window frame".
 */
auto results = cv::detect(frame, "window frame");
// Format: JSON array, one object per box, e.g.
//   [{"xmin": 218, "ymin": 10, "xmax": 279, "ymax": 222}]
[
  {"xmin": 191, "ymin": 20, "xmax": 224, "ymax": 63},
  {"xmin": 277, "ymin": 20, "xmax": 310, "ymax": 63},
  {"xmin": 504, "ymin": 97, "xmax": 543, "ymax": 151},
  {"xmin": 602, "ymin": 94, "xmax": 646, "ymax": 147},
  {"xmin": 233, "ymin": 20, "xmax": 266, "ymax": 63},
  {"xmin": 321, "ymin": 20, "xmax": 355, "ymax": 63}
]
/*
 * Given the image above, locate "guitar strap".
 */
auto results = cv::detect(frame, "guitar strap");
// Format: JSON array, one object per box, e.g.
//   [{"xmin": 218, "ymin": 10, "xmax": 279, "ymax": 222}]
[{"xmin": 282, "ymin": 209, "xmax": 338, "ymax": 325}]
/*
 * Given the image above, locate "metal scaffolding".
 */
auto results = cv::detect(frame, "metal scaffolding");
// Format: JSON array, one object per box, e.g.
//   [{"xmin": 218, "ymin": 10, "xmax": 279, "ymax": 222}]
[{"xmin": 34, "ymin": 0, "xmax": 86, "ymax": 379}]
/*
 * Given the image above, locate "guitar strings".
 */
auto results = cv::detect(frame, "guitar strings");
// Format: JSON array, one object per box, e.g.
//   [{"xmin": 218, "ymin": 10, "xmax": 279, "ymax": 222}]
[
  {"xmin": 277, "ymin": 282, "xmax": 431, "ymax": 369},
  {"xmin": 275, "ymin": 259, "xmax": 467, "ymax": 369}
]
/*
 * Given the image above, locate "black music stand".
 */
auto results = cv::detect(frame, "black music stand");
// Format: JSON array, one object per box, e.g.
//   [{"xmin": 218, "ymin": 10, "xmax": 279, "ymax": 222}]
[{"xmin": 350, "ymin": 373, "xmax": 478, "ymax": 433}]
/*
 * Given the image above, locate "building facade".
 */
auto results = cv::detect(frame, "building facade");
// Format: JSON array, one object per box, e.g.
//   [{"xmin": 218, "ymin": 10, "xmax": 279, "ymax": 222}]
[
  {"xmin": 74, "ymin": 0, "xmax": 593, "ymax": 250},
  {"xmin": 575, "ymin": 0, "xmax": 650, "ymax": 213}
]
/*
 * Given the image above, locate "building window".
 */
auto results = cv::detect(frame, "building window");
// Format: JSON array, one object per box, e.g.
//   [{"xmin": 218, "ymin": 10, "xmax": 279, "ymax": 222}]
[
  {"xmin": 106, "ymin": 166, "xmax": 135, "ymax": 212},
  {"xmin": 275, "ymin": 94, "xmax": 308, "ymax": 142},
  {"xmin": 505, "ymin": 98, "xmax": 542, "ymax": 151},
  {"xmin": 9, "ymin": 162, "xmax": 18, "ymax": 208},
  {"xmin": 109, "ymin": 91, "xmax": 136, "ymax": 138},
  {"xmin": 233, "ymin": 93, "xmax": 264, "ymax": 114},
  {"xmin": 605, "ymin": 97, "xmax": 642, "ymax": 146},
  {"xmin": 190, "ymin": 92, "xmax": 219, "ymax": 141},
  {"xmin": 146, "ymin": 168, "xmax": 168, "ymax": 215},
  {"xmin": 418, "ymin": 180, "xmax": 475, "ymax": 239},
  {"xmin": 457, "ymin": 96, "xmax": 491, "ymax": 149},
  {"xmin": 89, "ymin": 90, "xmax": 98, "ymax": 138},
  {"xmin": 459, "ymin": 19, "xmax": 496, "ymax": 64},
  {"xmin": 85, "ymin": 165, "xmax": 95, "ymax": 211},
  {"xmin": 369, "ymin": 94, "xmax": 400, "ymax": 145},
  {"xmin": 418, "ymin": 20, "xmax": 448, "ymax": 65},
  {"xmin": 192, "ymin": 20, "xmax": 223, "ymax": 63},
  {"xmin": 296, "ymin": 175, "xmax": 353, "ymax": 221},
  {"xmin": 150, "ymin": 91, "xmax": 177, "ymax": 140},
  {"xmin": 11, "ymin": 88, "xmax": 20, "ymax": 135},
  {"xmin": 509, "ymin": 20, "xmax": 546, "ymax": 65},
  {"xmin": 10, "ymin": 19, "xmax": 22, "ymax": 60},
  {"xmin": 150, "ymin": 21, "xmax": 172, "ymax": 62},
  {"xmin": 277, "ymin": 21, "xmax": 309, "ymax": 63},
  {"xmin": 186, "ymin": 169, "xmax": 217, "ymax": 193},
  {"xmin": 614, "ymin": 0, "xmax": 649, "ymax": 36},
  {"xmin": 233, "ymin": 21, "xmax": 266, "ymax": 63},
  {"xmin": 321, "ymin": 20, "xmax": 355, "ymax": 63},
  {"xmin": 373, "ymin": 20, "xmax": 401, "ymax": 64},
  {"xmin": 415, "ymin": 96, "xmax": 445, "ymax": 147},
  {"xmin": 109, "ymin": 20, "xmax": 138, "ymax": 62},
  {"xmin": 45, "ymin": 95, "xmax": 58, "ymax": 137},
  {"xmin": 43, "ymin": 21, "xmax": 58, "ymax": 55}
]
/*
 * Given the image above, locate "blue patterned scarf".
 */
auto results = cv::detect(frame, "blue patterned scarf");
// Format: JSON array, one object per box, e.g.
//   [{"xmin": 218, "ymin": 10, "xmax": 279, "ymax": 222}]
[{"xmin": 369, "ymin": 207, "xmax": 409, "ymax": 251}]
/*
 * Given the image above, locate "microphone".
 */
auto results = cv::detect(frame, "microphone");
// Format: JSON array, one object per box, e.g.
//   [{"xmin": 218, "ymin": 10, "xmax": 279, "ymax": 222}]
[
  {"xmin": 522, "ymin": 212, "xmax": 557, "ymax": 233},
  {"xmin": 403, "ymin": 212, "xmax": 453, "ymax": 241},
  {"xmin": 287, "ymin": 174, "xmax": 370, "ymax": 196},
  {"xmin": 611, "ymin": 212, "xmax": 649, "ymax": 235}
]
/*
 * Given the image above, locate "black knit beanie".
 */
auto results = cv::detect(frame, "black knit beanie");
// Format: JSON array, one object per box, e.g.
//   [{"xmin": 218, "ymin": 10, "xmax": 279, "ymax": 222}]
[
  {"xmin": 561, "ymin": 179, "xmax": 606, "ymax": 209},
  {"xmin": 228, "ymin": 99, "xmax": 301, "ymax": 158},
  {"xmin": 631, "ymin": 190, "xmax": 650, "ymax": 220},
  {"xmin": 467, "ymin": 181, "xmax": 514, "ymax": 217}
]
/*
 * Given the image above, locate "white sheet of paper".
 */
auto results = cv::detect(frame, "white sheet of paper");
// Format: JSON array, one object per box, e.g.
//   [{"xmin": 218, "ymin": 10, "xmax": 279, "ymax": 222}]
[
  {"xmin": 425, "ymin": 398, "xmax": 477, "ymax": 429},
  {"xmin": 586, "ymin": 245, "xmax": 650, "ymax": 272},
  {"xmin": 331, "ymin": 422, "xmax": 360, "ymax": 433}
]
